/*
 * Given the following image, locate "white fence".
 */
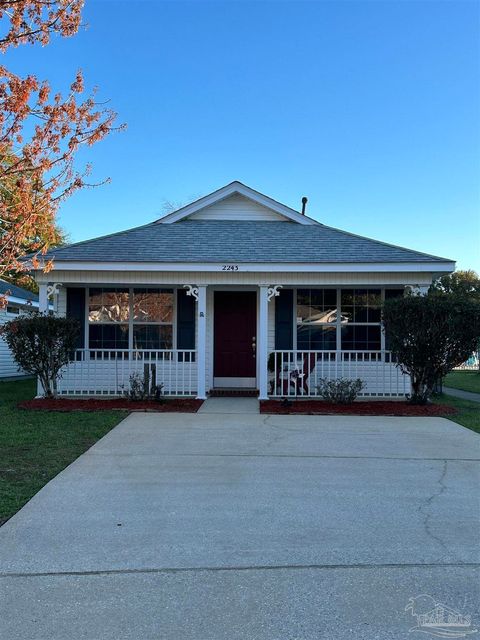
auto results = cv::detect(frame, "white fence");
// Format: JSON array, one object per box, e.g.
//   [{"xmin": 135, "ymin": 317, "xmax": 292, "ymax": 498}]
[
  {"xmin": 57, "ymin": 349, "xmax": 197, "ymax": 397},
  {"xmin": 453, "ymin": 355, "xmax": 479, "ymax": 371},
  {"xmin": 269, "ymin": 350, "xmax": 410, "ymax": 398}
]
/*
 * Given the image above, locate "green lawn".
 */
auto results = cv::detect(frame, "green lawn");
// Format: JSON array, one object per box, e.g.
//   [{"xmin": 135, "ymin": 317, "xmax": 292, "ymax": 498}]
[
  {"xmin": 0, "ymin": 379, "xmax": 127, "ymax": 526},
  {"xmin": 444, "ymin": 370, "xmax": 480, "ymax": 394},
  {"xmin": 432, "ymin": 393, "xmax": 480, "ymax": 434}
]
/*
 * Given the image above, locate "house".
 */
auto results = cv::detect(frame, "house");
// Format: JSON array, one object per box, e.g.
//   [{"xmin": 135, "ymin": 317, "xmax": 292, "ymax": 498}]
[
  {"xmin": 31, "ymin": 181, "xmax": 455, "ymax": 399},
  {"xmin": 0, "ymin": 280, "xmax": 39, "ymax": 379}
]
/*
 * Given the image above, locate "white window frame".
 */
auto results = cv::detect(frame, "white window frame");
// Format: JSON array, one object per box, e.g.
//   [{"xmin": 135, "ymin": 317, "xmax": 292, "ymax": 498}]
[
  {"xmin": 290, "ymin": 287, "xmax": 398, "ymax": 352},
  {"xmin": 85, "ymin": 286, "xmax": 178, "ymax": 351}
]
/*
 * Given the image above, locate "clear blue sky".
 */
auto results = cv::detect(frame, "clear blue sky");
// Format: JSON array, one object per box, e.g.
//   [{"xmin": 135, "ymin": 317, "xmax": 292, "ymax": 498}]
[{"xmin": 6, "ymin": 0, "xmax": 480, "ymax": 269}]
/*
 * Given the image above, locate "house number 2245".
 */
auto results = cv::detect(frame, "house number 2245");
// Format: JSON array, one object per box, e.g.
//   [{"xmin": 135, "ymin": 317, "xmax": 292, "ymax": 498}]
[{"xmin": 222, "ymin": 264, "xmax": 239, "ymax": 271}]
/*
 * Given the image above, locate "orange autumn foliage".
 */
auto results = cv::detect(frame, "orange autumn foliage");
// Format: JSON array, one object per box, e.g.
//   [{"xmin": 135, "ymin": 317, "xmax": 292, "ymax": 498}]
[{"xmin": 0, "ymin": 0, "xmax": 122, "ymax": 296}]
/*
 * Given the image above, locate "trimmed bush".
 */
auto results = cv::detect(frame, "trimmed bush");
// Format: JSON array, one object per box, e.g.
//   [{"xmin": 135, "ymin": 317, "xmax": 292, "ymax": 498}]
[
  {"xmin": 0, "ymin": 312, "xmax": 79, "ymax": 397},
  {"xmin": 317, "ymin": 378, "xmax": 365, "ymax": 404},
  {"xmin": 383, "ymin": 295, "xmax": 480, "ymax": 404}
]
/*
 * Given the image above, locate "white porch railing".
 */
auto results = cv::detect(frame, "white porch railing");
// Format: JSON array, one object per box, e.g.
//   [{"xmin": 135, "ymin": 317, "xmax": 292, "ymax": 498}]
[
  {"xmin": 57, "ymin": 349, "xmax": 197, "ymax": 397},
  {"xmin": 453, "ymin": 355, "xmax": 479, "ymax": 371},
  {"xmin": 269, "ymin": 350, "xmax": 410, "ymax": 398}
]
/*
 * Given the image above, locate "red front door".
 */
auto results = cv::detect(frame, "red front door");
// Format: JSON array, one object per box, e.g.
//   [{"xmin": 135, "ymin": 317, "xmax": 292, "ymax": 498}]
[{"xmin": 214, "ymin": 291, "xmax": 257, "ymax": 384}]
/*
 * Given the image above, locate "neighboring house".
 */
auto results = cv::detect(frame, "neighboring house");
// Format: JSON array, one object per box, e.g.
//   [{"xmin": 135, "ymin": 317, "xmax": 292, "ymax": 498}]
[
  {"xmin": 31, "ymin": 181, "xmax": 455, "ymax": 399},
  {"xmin": 0, "ymin": 280, "xmax": 38, "ymax": 379}
]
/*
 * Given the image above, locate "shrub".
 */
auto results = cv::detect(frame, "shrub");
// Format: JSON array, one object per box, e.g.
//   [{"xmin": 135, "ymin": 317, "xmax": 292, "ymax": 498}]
[
  {"xmin": 383, "ymin": 294, "xmax": 480, "ymax": 404},
  {"xmin": 0, "ymin": 311, "xmax": 79, "ymax": 397},
  {"xmin": 123, "ymin": 371, "xmax": 164, "ymax": 402},
  {"xmin": 316, "ymin": 378, "xmax": 364, "ymax": 404}
]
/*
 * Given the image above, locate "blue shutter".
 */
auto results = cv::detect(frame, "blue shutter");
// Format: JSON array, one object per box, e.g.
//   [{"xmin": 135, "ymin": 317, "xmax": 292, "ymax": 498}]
[
  {"xmin": 176, "ymin": 289, "xmax": 195, "ymax": 349},
  {"xmin": 275, "ymin": 289, "xmax": 293, "ymax": 350},
  {"xmin": 66, "ymin": 287, "xmax": 85, "ymax": 349}
]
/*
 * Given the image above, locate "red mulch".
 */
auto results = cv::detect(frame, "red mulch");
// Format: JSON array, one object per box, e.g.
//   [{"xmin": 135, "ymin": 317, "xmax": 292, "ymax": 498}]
[
  {"xmin": 18, "ymin": 398, "xmax": 204, "ymax": 413},
  {"xmin": 260, "ymin": 400, "xmax": 457, "ymax": 416}
]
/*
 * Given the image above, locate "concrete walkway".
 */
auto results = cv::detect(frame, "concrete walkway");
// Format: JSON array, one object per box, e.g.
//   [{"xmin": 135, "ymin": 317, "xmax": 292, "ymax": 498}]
[
  {"xmin": 199, "ymin": 396, "xmax": 260, "ymax": 414},
  {"xmin": 444, "ymin": 386, "xmax": 480, "ymax": 403},
  {"xmin": 0, "ymin": 412, "xmax": 479, "ymax": 639}
]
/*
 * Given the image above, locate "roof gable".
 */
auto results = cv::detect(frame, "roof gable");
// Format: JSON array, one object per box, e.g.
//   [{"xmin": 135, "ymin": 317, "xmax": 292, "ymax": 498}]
[
  {"xmin": 186, "ymin": 193, "xmax": 289, "ymax": 222},
  {"xmin": 156, "ymin": 181, "xmax": 318, "ymax": 225}
]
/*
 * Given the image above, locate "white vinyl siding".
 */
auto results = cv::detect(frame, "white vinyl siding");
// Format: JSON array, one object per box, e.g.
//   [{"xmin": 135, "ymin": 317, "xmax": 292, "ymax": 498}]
[
  {"xmin": 0, "ymin": 306, "xmax": 31, "ymax": 378},
  {"xmin": 39, "ymin": 270, "xmax": 435, "ymax": 288},
  {"xmin": 187, "ymin": 193, "xmax": 289, "ymax": 222},
  {"xmin": 56, "ymin": 286, "xmax": 67, "ymax": 317}
]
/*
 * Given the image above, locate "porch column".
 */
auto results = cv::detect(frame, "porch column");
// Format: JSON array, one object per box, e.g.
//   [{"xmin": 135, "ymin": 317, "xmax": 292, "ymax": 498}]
[
  {"xmin": 38, "ymin": 283, "xmax": 49, "ymax": 313},
  {"xmin": 258, "ymin": 285, "xmax": 269, "ymax": 399},
  {"xmin": 36, "ymin": 284, "xmax": 49, "ymax": 397},
  {"xmin": 196, "ymin": 285, "xmax": 207, "ymax": 399}
]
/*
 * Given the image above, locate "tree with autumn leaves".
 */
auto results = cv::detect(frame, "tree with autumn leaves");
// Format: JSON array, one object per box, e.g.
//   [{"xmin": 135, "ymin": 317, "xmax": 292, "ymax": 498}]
[{"xmin": 0, "ymin": 0, "xmax": 121, "ymax": 297}]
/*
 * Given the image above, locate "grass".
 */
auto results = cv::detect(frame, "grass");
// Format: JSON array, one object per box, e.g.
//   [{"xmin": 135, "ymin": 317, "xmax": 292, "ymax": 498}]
[
  {"xmin": 431, "ymin": 393, "xmax": 480, "ymax": 434},
  {"xmin": 0, "ymin": 379, "xmax": 127, "ymax": 527},
  {"xmin": 444, "ymin": 370, "xmax": 480, "ymax": 394}
]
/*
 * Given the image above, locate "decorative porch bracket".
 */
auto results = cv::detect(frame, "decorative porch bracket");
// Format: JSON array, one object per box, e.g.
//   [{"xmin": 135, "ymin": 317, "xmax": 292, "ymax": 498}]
[
  {"xmin": 183, "ymin": 284, "xmax": 199, "ymax": 302},
  {"xmin": 47, "ymin": 282, "xmax": 63, "ymax": 313},
  {"xmin": 267, "ymin": 285, "xmax": 282, "ymax": 302},
  {"xmin": 405, "ymin": 284, "xmax": 429, "ymax": 296},
  {"xmin": 46, "ymin": 282, "xmax": 63, "ymax": 299}
]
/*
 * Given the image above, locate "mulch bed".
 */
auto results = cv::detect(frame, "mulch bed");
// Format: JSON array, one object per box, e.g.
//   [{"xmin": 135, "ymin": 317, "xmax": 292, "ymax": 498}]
[
  {"xmin": 260, "ymin": 400, "xmax": 457, "ymax": 416},
  {"xmin": 18, "ymin": 398, "xmax": 204, "ymax": 413}
]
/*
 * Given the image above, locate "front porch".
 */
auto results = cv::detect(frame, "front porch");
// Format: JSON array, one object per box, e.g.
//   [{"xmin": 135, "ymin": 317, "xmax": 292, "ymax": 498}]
[
  {"xmin": 37, "ymin": 282, "xmax": 412, "ymax": 399},
  {"xmin": 54, "ymin": 347, "xmax": 409, "ymax": 399}
]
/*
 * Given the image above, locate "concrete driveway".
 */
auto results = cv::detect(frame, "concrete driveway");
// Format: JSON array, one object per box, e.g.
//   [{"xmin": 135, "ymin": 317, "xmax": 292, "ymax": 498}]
[{"xmin": 0, "ymin": 408, "xmax": 479, "ymax": 639}]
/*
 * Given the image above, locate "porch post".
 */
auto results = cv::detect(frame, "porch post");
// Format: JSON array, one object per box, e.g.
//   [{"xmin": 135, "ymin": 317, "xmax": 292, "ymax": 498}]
[
  {"xmin": 258, "ymin": 285, "xmax": 269, "ymax": 400},
  {"xmin": 36, "ymin": 284, "xmax": 49, "ymax": 397},
  {"xmin": 196, "ymin": 285, "xmax": 207, "ymax": 399}
]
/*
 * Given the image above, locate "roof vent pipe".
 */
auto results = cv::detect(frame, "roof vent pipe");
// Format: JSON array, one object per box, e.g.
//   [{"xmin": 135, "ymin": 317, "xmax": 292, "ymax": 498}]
[{"xmin": 301, "ymin": 196, "xmax": 308, "ymax": 215}]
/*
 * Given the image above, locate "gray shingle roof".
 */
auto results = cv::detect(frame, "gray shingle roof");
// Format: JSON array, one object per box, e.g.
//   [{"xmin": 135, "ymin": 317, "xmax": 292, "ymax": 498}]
[
  {"xmin": 0, "ymin": 279, "xmax": 38, "ymax": 302},
  {"xmin": 40, "ymin": 220, "xmax": 452, "ymax": 264}
]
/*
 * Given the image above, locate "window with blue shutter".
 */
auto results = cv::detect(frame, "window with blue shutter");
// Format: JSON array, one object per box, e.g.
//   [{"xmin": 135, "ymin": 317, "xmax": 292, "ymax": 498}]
[
  {"xmin": 274, "ymin": 288, "xmax": 293, "ymax": 350},
  {"xmin": 176, "ymin": 288, "xmax": 195, "ymax": 350},
  {"xmin": 66, "ymin": 287, "xmax": 85, "ymax": 349}
]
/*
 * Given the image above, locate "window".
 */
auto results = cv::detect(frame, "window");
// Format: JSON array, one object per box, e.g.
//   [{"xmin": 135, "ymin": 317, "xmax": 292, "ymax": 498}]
[
  {"xmin": 87, "ymin": 287, "xmax": 175, "ymax": 351},
  {"xmin": 88, "ymin": 288, "xmax": 130, "ymax": 350},
  {"xmin": 341, "ymin": 289, "xmax": 381, "ymax": 323},
  {"xmin": 132, "ymin": 289, "xmax": 173, "ymax": 350},
  {"xmin": 341, "ymin": 325, "xmax": 381, "ymax": 351},
  {"xmin": 297, "ymin": 289, "xmax": 338, "ymax": 350},
  {"xmin": 6, "ymin": 305, "xmax": 20, "ymax": 315},
  {"xmin": 285, "ymin": 287, "xmax": 405, "ymax": 353},
  {"xmin": 341, "ymin": 289, "xmax": 381, "ymax": 351},
  {"xmin": 89, "ymin": 324, "xmax": 129, "ymax": 349}
]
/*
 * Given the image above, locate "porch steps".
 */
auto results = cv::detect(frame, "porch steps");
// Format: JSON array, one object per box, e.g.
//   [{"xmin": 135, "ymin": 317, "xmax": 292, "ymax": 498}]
[{"xmin": 209, "ymin": 388, "xmax": 259, "ymax": 398}]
